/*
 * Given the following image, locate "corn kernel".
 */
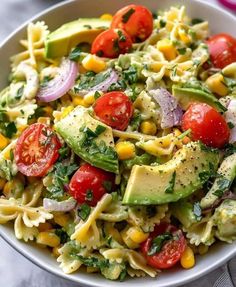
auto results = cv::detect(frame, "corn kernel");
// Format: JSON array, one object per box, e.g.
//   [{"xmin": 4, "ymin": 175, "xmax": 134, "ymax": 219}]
[
  {"xmin": 140, "ymin": 120, "xmax": 157, "ymax": 135},
  {"xmin": 73, "ymin": 96, "xmax": 86, "ymax": 107},
  {"xmin": 115, "ymin": 141, "xmax": 136, "ymax": 160},
  {"xmin": 82, "ymin": 54, "xmax": 106, "ymax": 73},
  {"xmin": 206, "ymin": 73, "xmax": 228, "ymax": 97},
  {"xmin": 61, "ymin": 106, "xmax": 74, "ymax": 119},
  {"xmin": 127, "ymin": 227, "xmax": 149, "ymax": 244},
  {"xmin": 157, "ymin": 39, "xmax": 177, "ymax": 61},
  {"xmin": 0, "ymin": 178, "xmax": 6, "ymax": 190},
  {"xmin": 100, "ymin": 13, "xmax": 113, "ymax": 21},
  {"xmin": 198, "ymin": 244, "xmax": 209, "ymax": 255},
  {"xmin": 180, "ymin": 246, "xmax": 195, "ymax": 269},
  {"xmin": 36, "ymin": 231, "xmax": 60, "ymax": 247},
  {"xmin": 83, "ymin": 93, "xmax": 95, "ymax": 106},
  {"xmin": 37, "ymin": 117, "xmax": 51, "ymax": 125},
  {"xmin": 0, "ymin": 133, "xmax": 8, "ymax": 150},
  {"xmin": 52, "ymin": 245, "xmax": 61, "ymax": 257},
  {"xmin": 53, "ymin": 213, "xmax": 70, "ymax": 227},
  {"xmin": 43, "ymin": 106, "xmax": 53, "ymax": 117},
  {"xmin": 38, "ymin": 222, "xmax": 53, "ymax": 232},
  {"xmin": 121, "ymin": 227, "xmax": 139, "ymax": 249},
  {"xmin": 178, "ymin": 29, "xmax": 192, "ymax": 44}
]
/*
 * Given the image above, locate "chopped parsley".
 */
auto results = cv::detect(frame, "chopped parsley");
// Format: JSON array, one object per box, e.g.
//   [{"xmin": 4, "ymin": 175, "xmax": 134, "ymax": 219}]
[
  {"xmin": 80, "ymin": 125, "xmax": 106, "ymax": 147},
  {"xmin": 122, "ymin": 8, "xmax": 135, "ymax": 23},
  {"xmin": 177, "ymin": 47, "xmax": 187, "ymax": 55},
  {"xmin": 193, "ymin": 202, "xmax": 202, "ymax": 221},
  {"xmin": 148, "ymin": 233, "xmax": 173, "ymax": 255},
  {"xmin": 228, "ymin": 122, "xmax": 235, "ymax": 129},
  {"xmin": 123, "ymin": 66, "xmax": 138, "ymax": 84},
  {"xmin": 159, "ymin": 19, "xmax": 166, "ymax": 28},
  {"xmin": 117, "ymin": 30, "xmax": 126, "ymax": 42},
  {"xmin": 103, "ymin": 180, "xmax": 112, "ymax": 192},
  {"xmin": 191, "ymin": 18, "xmax": 204, "ymax": 25},
  {"xmin": 108, "ymin": 79, "xmax": 127, "ymax": 92},
  {"xmin": 69, "ymin": 47, "xmax": 82, "ymax": 62},
  {"xmin": 55, "ymin": 228, "xmax": 70, "ymax": 244},
  {"xmin": 77, "ymin": 203, "xmax": 91, "ymax": 221},
  {"xmin": 165, "ymin": 171, "xmax": 176, "ymax": 194},
  {"xmin": 213, "ymin": 177, "xmax": 231, "ymax": 197},
  {"xmin": 5, "ymin": 122, "xmax": 17, "ymax": 138},
  {"xmin": 94, "ymin": 91, "xmax": 101, "ymax": 100}
]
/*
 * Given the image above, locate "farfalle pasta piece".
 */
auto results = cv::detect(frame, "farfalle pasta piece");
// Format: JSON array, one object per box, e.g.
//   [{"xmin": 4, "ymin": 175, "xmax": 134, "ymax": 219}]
[
  {"xmin": 127, "ymin": 267, "xmax": 146, "ymax": 278},
  {"xmin": 57, "ymin": 241, "xmax": 89, "ymax": 274},
  {"xmin": 14, "ymin": 214, "xmax": 39, "ymax": 241},
  {"xmin": 214, "ymin": 200, "xmax": 236, "ymax": 243},
  {"xmin": 71, "ymin": 194, "xmax": 112, "ymax": 248},
  {"xmin": 128, "ymin": 204, "xmax": 168, "ymax": 232},
  {"xmin": 133, "ymin": 91, "xmax": 158, "ymax": 121},
  {"xmin": 183, "ymin": 215, "xmax": 215, "ymax": 246},
  {"xmin": 101, "ymin": 248, "xmax": 157, "ymax": 277}
]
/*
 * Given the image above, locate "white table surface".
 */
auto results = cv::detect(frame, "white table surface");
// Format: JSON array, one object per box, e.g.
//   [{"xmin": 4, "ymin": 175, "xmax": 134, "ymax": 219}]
[{"xmin": 0, "ymin": 0, "xmax": 235, "ymax": 286}]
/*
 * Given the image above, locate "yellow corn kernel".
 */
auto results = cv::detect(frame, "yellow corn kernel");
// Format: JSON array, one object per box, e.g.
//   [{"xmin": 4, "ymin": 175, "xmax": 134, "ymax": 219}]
[
  {"xmin": 43, "ymin": 106, "xmax": 53, "ymax": 117},
  {"xmin": 38, "ymin": 222, "xmax": 53, "ymax": 232},
  {"xmin": 61, "ymin": 106, "xmax": 74, "ymax": 119},
  {"xmin": 83, "ymin": 93, "xmax": 95, "ymax": 106},
  {"xmin": 121, "ymin": 227, "xmax": 139, "ymax": 249},
  {"xmin": 198, "ymin": 244, "xmax": 209, "ymax": 255},
  {"xmin": 140, "ymin": 120, "xmax": 157, "ymax": 135},
  {"xmin": 206, "ymin": 73, "xmax": 228, "ymax": 97},
  {"xmin": 178, "ymin": 29, "xmax": 191, "ymax": 44},
  {"xmin": 0, "ymin": 133, "xmax": 8, "ymax": 150},
  {"xmin": 53, "ymin": 213, "xmax": 70, "ymax": 227},
  {"xmin": 127, "ymin": 227, "xmax": 149, "ymax": 244},
  {"xmin": 37, "ymin": 117, "xmax": 51, "ymax": 125},
  {"xmin": 52, "ymin": 245, "xmax": 61, "ymax": 257},
  {"xmin": 82, "ymin": 54, "xmax": 106, "ymax": 73},
  {"xmin": 157, "ymin": 39, "xmax": 177, "ymax": 61},
  {"xmin": 115, "ymin": 141, "xmax": 136, "ymax": 160},
  {"xmin": 36, "ymin": 231, "xmax": 60, "ymax": 247},
  {"xmin": 100, "ymin": 13, "xmax": 113, "ymax": 21},
  {"xmin": 73, "ymin": 96, "xmax": 86, "ymax": 107},
  {"xmin": 180, "ymin": 246, "xmax": 195, "ymax": 269},
  {"xmin": 0, "ymin": 178, "xmax": 6, "ymax": 190}
]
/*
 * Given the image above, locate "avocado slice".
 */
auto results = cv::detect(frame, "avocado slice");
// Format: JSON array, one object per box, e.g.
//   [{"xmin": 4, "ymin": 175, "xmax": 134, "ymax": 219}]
[
  {"xmin": 122, "ymin": 142, "xmax": 220, "ymax": 205},
  {"xmin": 172, "ymin": 85, "xmax": 226, "ymax": 112},
  {"xmin": 55, "ymin": 106, "xmax": 119, "ymax": 174},
  {"xmin": 200, "ymin": 153, "xmax": 236, "ymax": 209},
  {"xmin": 45, "ymin": 18, "xmax": 111, "ymax": 58}
]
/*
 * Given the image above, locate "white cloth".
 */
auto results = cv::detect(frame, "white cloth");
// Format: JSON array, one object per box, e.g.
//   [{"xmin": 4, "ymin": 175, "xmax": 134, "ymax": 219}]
[{"xmin": 0, "ymin": 0, "xmax": 235, "ymax": 286}]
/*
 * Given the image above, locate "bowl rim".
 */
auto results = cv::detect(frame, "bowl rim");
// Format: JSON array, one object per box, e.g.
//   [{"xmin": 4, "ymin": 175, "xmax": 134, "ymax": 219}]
[{"xmin": 0, "ymin": 0, "xmax": 236, "ymax": 286}]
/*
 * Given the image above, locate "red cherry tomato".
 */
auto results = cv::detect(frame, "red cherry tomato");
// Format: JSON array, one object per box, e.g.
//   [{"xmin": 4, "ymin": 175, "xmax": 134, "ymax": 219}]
[
  {"xmin": 207, "ymin": 33, "xmax": 236, "ymax": 69},
  {"xmin": 69, "ymin": 163, "xmax": 115, "ymax": 206},
  {"xmin": 91, "ymin": 28, "xmax": 132, "ymax": 58},
  {"xmin": 181, "ymin": 103, "xmax": 230, "ymax": 148},
  {"xmin": 111, "ymin": 4, "xmax": 153, "ymax": 43},
  {"xmin": 93, "ymin": 91, "xmax": 133, "ymax": 131},
  {"xmin": 141, "ymin": 223, "xmax": 186, "ymax": 269},
  {"xmin": 15, "ymin": 123, "xmax": 61, "ymax": 177}
]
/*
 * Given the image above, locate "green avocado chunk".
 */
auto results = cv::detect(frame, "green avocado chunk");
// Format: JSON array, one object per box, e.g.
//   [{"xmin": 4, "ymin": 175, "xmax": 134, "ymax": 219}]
[
  {"xmin": 122, "ymin": 142, "xmax": 220, "ymax": 205},
  {"xmin": 45, "ymin": 18, "xmax": 111, "ymax": 58},
  {"xmin": 172, "ymin": 85, "xmax": 226, "ymax": 112},
  {"xmin": 55, "ymin": 106, "xmax": 119, "ymax": 174},
  {"xmin": 200, "ymin": 153, "xmax": 236, "ymax": 209}
]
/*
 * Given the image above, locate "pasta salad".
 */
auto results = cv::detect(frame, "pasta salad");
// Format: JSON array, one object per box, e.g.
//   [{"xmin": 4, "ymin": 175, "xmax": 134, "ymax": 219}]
[{"xmin": 0, "ymin": 4, "xmax": 236, "ymax": 281}]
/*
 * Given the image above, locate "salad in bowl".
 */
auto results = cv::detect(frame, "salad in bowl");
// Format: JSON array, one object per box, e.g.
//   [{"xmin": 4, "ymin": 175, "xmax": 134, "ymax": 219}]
[{"xmin": 0, "ymin": 2, "xmax": 236, "ymax": 282}]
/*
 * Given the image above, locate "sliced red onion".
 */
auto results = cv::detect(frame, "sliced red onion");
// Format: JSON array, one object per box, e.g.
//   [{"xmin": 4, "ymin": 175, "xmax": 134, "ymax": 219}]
[
  {"xmin": 43, "ymin": 197, "xmax": 77, "ymax": 212},
  {"xmin": 37, "ymin": 58, "xmax": 78, "ymax": 102},
  {"xmin": 225, "ymin": 99, "xmax": 236, "ymax": 143},
  {"xmin": 77, "ymin": 69, "xmax": 119, "ymax": 96},
  {"xmin": 150, "ymin": 88, "xmax": 183, "ymax": 129}
]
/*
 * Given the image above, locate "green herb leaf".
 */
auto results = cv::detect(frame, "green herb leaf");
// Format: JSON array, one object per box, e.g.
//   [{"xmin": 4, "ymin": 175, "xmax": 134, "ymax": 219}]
[
  {"xmin": 94, "ymin": 91, "xmax": 101, "ymax": 100},
  {"xmin": 85, "ymin": 189, "xmax": 93, "ymax": 202},
  {"xmin": 193, "ymin": 202, "xmax": 202, "ymax": 221},
  {"xmin": 177, "ymin": 47, "xmax": 187, "ymax": 55},
  {"xmin": 16, "ymin": 86, "xmax": 24, "ymax": 100},
  {"xmin": 123, "ymin": 66, "xmax": 138, "ymax": 84},
  {"xmin": 122, "ymin": 8, "xmax": 135, "ymax": 23},
  {"xmin": 165, "ymin": 171, "xmax": 176, "ymax": 194},
  {"xmin": 119, "ymin": 269, "xmax": 127, "ymax": 281},
  {"xmin": 103, "ymin": 180, "xmax": 112, "ymax": 192},
  {"xmin": 148, "ymin": 233, "xmax": 173, "ymax": 255},
  {"xmin": 69, "ymin": 47, "xmax": 82, "ymax": 61},
  {"xmin": 117, "ymin": 30, "xmax": 126, "ymax": 42},
  {"xmin": 213, "ymin": 177, "xmax": 231, "ymax": 197},
  {"xmin": 191, "ymin": 18, "xmax": 204, "ymax": 25},
  {"xmin": 55, "ymin": 228, "xmax": 70, "ymax": 244},
  {"xmin": 5, "ymin": 122, "xmax": 17, "ymax": 138},
  {"xmin": 160, "ymin": 19, "xmax": 166, "ymax": 28},
  {"xmin": 228, "ymin": 122, "xmax": 235, "ymax": 129},
  {"xmin": 108, "ymin": 79, "xmax": 127, "ymax": 92},
  {"xmin": 77, "ymin": 203, "xmax": 91, "ymax": 221}
]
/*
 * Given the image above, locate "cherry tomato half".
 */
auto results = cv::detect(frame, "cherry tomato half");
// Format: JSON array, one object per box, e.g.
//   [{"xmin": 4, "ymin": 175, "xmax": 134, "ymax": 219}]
[
  {"xmin": 207, "ymin": 33, "xmax": 236, "ymax": 69},
  {"xmin": 93, "ymin": 91, "xmax": 133, "ymax": 131},
  {"xmin": 69, "ymin": 163, "xmax": 115, "ymax": 206},
  {"xmin": 181, "ymin": 103, "xmax": 230, "ymax": 148},
  {"xmin": 15, "ymin": 123, "xmax": 61, "ymax": 177},
  {"xmin": 91, "ymin": 28, "xmax": 132, "ymax": 58},
  {"xmin": 111, "ymin": 4, "xmax": 153, "ymax": 43},
  {"xmin": 141, "ymin": 223, "xmax": 186, "ymax": 269}
]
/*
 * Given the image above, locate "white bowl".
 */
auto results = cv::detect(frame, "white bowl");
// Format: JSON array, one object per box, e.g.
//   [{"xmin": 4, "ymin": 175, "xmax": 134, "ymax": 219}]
[{"xmin": 0, "ymin": 0, "xmax": 236, "ymax": 286}]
